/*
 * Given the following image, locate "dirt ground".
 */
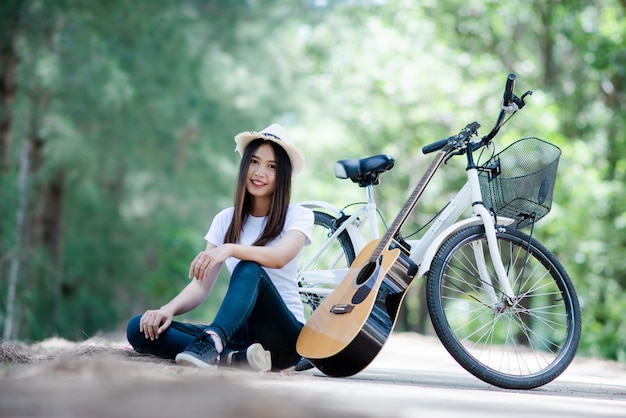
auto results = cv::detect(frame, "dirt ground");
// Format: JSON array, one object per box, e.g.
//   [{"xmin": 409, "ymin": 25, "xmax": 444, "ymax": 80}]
[
  {"xmin": 1, "ymin": 333, "xmax": 625, "ymax": 418},
  {"xmin": 0, "ymin": 333, "xmax": 370, "ymax": 418}
]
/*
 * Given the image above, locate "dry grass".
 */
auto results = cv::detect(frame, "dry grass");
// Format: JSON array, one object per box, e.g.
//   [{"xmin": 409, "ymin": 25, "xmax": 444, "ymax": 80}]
[
  {"xmin": 0, "ymin": 342, "xmax": 31, "ymax": 364},
  {"xmin": 0, "ymin": 333, "xmax": 146, "ymax": 364}
]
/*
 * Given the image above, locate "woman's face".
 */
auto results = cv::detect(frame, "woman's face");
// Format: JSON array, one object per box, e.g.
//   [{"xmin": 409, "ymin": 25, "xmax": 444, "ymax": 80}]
[{"xmin": 246, "ymin": 143, "xmax": 277, "ymax": 200}]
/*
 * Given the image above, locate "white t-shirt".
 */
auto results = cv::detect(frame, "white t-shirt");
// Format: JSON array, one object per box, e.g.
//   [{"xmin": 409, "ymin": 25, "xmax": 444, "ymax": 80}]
[{"xmin": 204, "ymin": 204, "xmax": 314, "ymax": 324}]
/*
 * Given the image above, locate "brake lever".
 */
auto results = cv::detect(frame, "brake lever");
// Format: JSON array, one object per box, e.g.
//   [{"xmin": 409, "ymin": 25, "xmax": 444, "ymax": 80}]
[
  {"xmin": 444, "ymin": 148, "xmax": 466, "ymax": 164},
  {"xmin": 518, "ymin": 90, "xmax": 533, "ymax": 108}
]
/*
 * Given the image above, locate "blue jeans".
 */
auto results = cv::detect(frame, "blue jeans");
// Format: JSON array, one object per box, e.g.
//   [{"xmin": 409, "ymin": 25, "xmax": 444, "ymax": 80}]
[{"xmin": 127, "ymin": 261, "xmax": 304, "ymax": 370}]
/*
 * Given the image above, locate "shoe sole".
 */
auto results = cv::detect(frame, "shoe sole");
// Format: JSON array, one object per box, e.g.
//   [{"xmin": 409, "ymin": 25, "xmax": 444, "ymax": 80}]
[
  {"xmin": 175, "ymin": 352, "xmax": 217, "ymax": 369},
  {"xmin": 246, "ymin": 343, "xmax": 271, "ymax": 372}
]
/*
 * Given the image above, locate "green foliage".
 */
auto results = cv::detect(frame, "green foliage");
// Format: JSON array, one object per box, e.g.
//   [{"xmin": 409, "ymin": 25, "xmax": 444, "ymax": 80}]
[{"xmin": 1, "ymin": 0, "xmax": 625, "ymax": 362}]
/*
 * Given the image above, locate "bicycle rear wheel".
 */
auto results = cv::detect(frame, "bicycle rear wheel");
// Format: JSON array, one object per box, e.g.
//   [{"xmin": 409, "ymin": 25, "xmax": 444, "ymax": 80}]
[
  {"xmin": 298, "ymin": 211, "xmax": 356, "ymax": 314},
  {"xmin": 426, "ymin": 225, "xmax": 581, "ymax": 389},
  {"xmin": 296, "ymin": 210, "xmax": 356, "ymax": 372}
]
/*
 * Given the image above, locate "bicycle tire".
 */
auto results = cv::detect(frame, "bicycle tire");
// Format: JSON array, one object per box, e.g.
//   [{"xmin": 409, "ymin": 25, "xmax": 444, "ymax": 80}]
[
  {"xmin": 298, "ymin": 211, "xmax": 356, "ymax": 313},
  {"xmin": 426, "ymin": 224, "xmax": 581, "ymax": 390}
]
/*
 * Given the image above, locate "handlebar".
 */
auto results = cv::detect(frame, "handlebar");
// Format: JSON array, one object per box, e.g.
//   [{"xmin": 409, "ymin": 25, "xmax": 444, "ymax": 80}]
[
  {"xmin": 422, "ymin": 122, "xmax": 481, "ymax": 154},
  {"xmin": 503, "ymin": 74, "xmax": 515, "ymax": 107},
  {"xmin": 422, "ymin": 73, "xmax": 532, "ymax": 155},
  {"xmin": 422, "ymin": 138, "xmax": 449, "ymax": 154}
]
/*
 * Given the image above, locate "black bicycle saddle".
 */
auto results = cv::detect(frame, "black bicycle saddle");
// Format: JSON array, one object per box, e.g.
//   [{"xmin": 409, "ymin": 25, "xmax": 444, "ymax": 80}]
[{"xmin": 334, "ymin": 154, "xmax": 395, "ymax": 187}]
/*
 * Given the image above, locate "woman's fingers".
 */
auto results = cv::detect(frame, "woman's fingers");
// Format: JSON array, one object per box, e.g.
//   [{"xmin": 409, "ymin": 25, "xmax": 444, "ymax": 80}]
[
  {"xmin": 157, "ymin": 317, "xmax": 172, "ymax": 335},
  {"xmin": 189, "ymin": 252, "xmax": 213, "ymax": 280},
  {"xmin": 140, "ymin": 310, "xmax": 165, "ymax": 341},
  {"xmin": 189, "ymin": 253, "xmax": 203, "ymax": 278}
]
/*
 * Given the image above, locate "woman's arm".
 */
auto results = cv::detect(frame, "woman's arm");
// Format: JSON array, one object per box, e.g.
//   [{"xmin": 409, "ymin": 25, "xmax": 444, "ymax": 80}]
[
  {"xmin": 229, "ymin": 229, "xmax": 307, "ymax": 268},
  {"xmin": 189, "ymin": 229, "xmax": 307, "ymax": 281},
  {"xmin": 140, "ymin": 242, "xmax": 222, "ymax": 340}
]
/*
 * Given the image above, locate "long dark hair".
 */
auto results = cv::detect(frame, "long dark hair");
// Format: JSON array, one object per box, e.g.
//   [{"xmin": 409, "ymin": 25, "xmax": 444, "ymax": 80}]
[{"xmin": 224, "ymin": 138, "xmax": 292, "ymax": 246}]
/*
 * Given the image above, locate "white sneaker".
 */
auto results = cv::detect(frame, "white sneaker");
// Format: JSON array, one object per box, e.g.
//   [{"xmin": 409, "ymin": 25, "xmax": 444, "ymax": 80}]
[{"xmin": 245, "ymin": 343, "xmax": 272, "ymax": 372}]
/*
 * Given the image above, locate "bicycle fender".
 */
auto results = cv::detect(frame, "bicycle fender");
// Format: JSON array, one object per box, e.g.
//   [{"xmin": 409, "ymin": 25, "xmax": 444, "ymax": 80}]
[
  {"xmin": 298, "ymin": 200, "xmax": 343, "ymax": 218},
  {"xmin": 417, "ymin": 216, "xmax": 515, "ymax": 278},
  {"xmin": 298, "ymin": 200, "xmax": 367, "ymax": 252}
]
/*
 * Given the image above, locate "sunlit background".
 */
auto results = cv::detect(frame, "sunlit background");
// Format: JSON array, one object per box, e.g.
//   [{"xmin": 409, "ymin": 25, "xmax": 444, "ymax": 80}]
[{"xmin": 0, "ymin": 0, "xmax": 624, "ymax": 362}]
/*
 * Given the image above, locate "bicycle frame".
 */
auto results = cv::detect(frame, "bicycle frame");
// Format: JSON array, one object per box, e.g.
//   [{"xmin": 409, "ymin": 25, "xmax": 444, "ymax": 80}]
[
  {"xmin": 301, "ymin": 176, "xmax": 390, "ymax": 254},
  {"xmin": 411, "ymin": 167, "xmax": 516, "ymax": 302},
  {"xmin": 297, "ymin": 185, "xmax": 379, "ymax": 295},
  {"xmin": 299, "ymin": 76, "xmax": 533, "ymax": 305},
  {"xmin": 298, "ymin": 148, "xmax": 518, "ymax": 306}
]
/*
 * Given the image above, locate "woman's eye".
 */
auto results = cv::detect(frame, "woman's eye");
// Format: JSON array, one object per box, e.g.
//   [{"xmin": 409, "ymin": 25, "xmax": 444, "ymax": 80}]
[{"xmin": 268, "ymin": 163, "xmax": 277, "ymax": 170}]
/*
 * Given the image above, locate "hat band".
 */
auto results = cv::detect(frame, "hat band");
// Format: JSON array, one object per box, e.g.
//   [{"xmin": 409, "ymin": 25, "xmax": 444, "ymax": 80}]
[{"xmin": 262, "ymin": 132, "xmax": 282, "ymax": 141}]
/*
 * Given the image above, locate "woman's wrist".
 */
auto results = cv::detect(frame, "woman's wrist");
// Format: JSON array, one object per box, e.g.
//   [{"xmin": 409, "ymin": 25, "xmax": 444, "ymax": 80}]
[
  {"xmin": 224, "ymin": 243, "xmax": 237, "ymax": 259},
  {"xmin": 160, "ymin": 305, "xmax": 175, "ymax": 317}
]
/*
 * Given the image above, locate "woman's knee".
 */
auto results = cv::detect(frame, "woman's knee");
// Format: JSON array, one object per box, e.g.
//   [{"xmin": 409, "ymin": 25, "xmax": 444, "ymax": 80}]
[
  {"xmin": 232, "ymin": 260, "xmax": 265, "ymax": 279},
  {"xmin": 126, "ymin": 314, "xmax": 145, "ymax": 351},
  {"xmin": 232, "ymin": 261, "xmax": 273, "ymax": 289}
]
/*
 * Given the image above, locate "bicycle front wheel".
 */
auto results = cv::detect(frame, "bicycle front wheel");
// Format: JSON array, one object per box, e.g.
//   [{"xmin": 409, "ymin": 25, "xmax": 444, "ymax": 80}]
[{"xmin": 426, "ymin": 225, "xmax": 581, "ymax": 390}]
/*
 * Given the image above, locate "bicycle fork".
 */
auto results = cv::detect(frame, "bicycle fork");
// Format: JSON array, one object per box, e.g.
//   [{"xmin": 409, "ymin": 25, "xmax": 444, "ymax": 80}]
[{"xmin": 468, "ymin": 169, "xmax": 517, "ymax": 307}]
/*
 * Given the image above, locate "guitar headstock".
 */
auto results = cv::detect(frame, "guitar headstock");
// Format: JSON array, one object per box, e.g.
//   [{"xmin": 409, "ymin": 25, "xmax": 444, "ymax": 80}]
[{"xmin": 446, "ymin": 121, "xmax": 481, "ymax": 152}]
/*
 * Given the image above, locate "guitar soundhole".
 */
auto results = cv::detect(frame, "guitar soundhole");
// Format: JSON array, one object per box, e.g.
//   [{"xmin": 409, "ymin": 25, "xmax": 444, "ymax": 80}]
[{"xmin": 355, "ymin": 262, "xmax": 376, "ymax": 285}]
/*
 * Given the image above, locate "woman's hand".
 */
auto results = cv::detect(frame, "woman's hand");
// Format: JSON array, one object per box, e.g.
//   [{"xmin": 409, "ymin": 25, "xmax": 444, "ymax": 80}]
[
  {"xmin": 139, "ymin": 307, "xmax": 174, "ymax": 341},
  {"xmin": 189, "ymin": 244, "xmax": 232, "ymax": 281}
]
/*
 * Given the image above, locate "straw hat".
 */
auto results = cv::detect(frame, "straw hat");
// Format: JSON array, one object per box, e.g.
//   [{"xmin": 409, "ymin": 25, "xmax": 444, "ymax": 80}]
[{"xmin": 234, "ymin": 123, "xmax": 304, "ymax": 176}]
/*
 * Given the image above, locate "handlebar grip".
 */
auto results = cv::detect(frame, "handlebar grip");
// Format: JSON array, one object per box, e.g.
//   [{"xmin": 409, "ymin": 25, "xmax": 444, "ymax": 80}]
[
  {"xmin": 423, "ymin": 121, "xmax": 481, "ymax": 154},
  {"xmin": 422, "ymin": 138, "xmax": 449, "ymax": 154},
  {"xmin": 503, "ymin": 73, "xmax": 516, "ymax": 105}
]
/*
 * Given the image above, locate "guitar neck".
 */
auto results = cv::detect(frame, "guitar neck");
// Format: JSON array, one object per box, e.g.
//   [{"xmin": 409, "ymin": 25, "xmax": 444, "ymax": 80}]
[{"xmin": 370, "ymin": 150, "xmax": 448, "ymax": 261}]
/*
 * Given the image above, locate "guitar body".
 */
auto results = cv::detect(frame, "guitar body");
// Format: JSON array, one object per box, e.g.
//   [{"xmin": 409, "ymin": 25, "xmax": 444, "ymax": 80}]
[{"xmin": 296, "ymin": 239, "xmax": 417, "ymax": 377}]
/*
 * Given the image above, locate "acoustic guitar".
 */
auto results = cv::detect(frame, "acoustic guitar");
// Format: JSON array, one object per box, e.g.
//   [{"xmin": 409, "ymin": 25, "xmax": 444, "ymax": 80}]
[{"xmin": 296, "ymin": 122, "xmax": 480, "ymax": 377}]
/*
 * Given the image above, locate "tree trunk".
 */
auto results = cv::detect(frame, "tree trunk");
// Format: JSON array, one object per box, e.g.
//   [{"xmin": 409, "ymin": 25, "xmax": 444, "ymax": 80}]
[
  {"xmin": 535, "ymin": 0, "xmax": 556, "ymax": 87},
  {"xmin": 0, "ymin": 0, "xmax": 20, "ymax": 173},
  {"xmin": 0, "ymin": 0, "xmax": 22, "ymax": 340},
  {"xmin": 3, "ymin": 140, "xmax": 29, "ymax": 341}
]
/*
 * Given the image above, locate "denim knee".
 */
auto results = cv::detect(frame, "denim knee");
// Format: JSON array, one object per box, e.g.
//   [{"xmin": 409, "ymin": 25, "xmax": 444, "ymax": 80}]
[
  {"xmin": 232, "ymin": 260, "xmax": 265, "ymax": 280},
  {"xmin": 126, "ymin": 314, "xmax": 145, "ymax": 351}
]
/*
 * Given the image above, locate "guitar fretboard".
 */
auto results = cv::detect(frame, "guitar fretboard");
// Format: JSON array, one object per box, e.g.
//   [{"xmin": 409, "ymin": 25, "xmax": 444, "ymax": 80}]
[{"xmin": 369, "ymin": 150, "xmax": 447, "ymax": 263}]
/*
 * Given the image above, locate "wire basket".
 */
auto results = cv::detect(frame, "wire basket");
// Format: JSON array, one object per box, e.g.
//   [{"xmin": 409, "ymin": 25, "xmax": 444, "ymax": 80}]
[{"xmin": 479, "ymin": 137, "xmax": 561, "ymax": 229}]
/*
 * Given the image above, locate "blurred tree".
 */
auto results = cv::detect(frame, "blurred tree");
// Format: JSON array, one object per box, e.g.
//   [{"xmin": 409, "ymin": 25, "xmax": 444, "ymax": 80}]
[
  {"xmin": 1, "ymin": 0, "xmax": 305, "ymax": 340},
  {"xmin": 0, "ymin": 0, "xmax": 26, "ymax": 341},
  {"xmin": 417, "ymin": 0, "xmax": 626, "ymax": 361},
  {"xmin": 0, "ymin": 0, "xmax": 624, "ymax": 362},
  {"xmin": 290, "ymin": 0, "xmax": 626, "ymax": 360}
]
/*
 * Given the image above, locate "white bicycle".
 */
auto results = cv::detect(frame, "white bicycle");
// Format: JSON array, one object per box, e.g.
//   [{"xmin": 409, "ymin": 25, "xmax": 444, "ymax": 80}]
[{"xmin": 296, "ymin": 74, "xmax": 581, "ymax": 390}]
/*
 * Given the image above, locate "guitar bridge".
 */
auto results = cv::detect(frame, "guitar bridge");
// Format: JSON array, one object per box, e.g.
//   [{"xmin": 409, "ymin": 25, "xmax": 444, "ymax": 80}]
[{"xmin": 330, "ymin": 304, "xmax": 354, "ymax": 314}]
